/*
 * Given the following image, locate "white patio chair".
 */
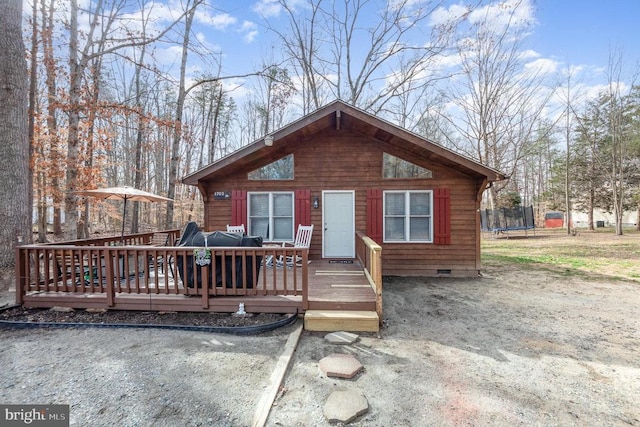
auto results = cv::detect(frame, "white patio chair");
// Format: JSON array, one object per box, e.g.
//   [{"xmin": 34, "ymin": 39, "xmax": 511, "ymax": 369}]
[
  {"xmin": 149, "ymin": 232, "xmax": 169, "ymax": 274},
  {"xmin": 226, "ymin": 224, "xmax": 245, "ymax": 234},
  {"xmin": 277, "ymin": 224, "xmax": 314, "ymax": 267}
]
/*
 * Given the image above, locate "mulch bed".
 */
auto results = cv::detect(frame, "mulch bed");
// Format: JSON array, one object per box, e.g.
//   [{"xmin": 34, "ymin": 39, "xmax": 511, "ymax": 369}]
[{"xmin": 0, "ymin": 306, "xmax": 289, "ymax": 328}]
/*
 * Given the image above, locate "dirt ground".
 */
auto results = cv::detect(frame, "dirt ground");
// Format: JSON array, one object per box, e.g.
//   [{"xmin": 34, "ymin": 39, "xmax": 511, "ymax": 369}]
[{"xmin": 1, "ymin": 238, "xmax": 639, "ymax": 426}]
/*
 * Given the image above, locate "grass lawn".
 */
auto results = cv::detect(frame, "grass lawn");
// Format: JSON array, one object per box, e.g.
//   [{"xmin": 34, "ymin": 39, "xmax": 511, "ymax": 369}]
[{"xmin": 481, "ymin": 227, "xmax": 640, "ymax": 281}]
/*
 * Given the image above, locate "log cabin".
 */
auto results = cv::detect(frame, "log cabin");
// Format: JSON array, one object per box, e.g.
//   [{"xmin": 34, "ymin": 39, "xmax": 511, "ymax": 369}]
[{"xmin": 182, "ymin": 100, "xmax": 506, "ymax": 278}]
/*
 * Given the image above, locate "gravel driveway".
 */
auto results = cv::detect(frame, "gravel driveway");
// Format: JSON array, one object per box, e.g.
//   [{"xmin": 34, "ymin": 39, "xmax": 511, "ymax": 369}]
[{"xmin": 1, "ymin": 259, "xmax": 639, "ymax": 426}]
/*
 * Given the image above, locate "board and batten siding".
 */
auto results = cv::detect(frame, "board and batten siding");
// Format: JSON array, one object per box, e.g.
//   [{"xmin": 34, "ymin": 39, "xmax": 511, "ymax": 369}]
[{"xmin": 201, "ymin": 128, "xmax": 484, "ymax": 277}]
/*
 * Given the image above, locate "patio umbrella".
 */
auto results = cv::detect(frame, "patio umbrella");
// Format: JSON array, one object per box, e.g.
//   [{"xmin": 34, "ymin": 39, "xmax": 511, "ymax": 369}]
[{"xmin": 75, "ymin": 186, "xmax": 173, "ymax": 242}]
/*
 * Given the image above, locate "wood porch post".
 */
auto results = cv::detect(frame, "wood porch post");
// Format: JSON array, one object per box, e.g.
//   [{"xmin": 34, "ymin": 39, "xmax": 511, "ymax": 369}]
[
  {"xmin": 105, "ymin": 248, "xmax": 115, "ymax": 307},
  {"xmin": 14, "ymin": 246, "xmax": 26, "ymax": 305}
]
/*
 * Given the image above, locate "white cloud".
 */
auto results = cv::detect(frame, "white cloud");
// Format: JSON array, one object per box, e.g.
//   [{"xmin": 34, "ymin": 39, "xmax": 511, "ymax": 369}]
[
  {"xmin": 236, "ymin": 21, "xmax": 259, "ymax": 44},
  {"xmin": 519, "ymin": 49, "xmax": 540, "ymax": 60},
  {"xmin": 524, "ymin": 58, "xmax": 559, "ymax": 76},
  {"xmin": 244, "ymin": 30, "xmax": 259, "ymax": 43},
  {"xmin": 561, "ymin": 64, "xmax": 585, "ymax": 77},
  {"xmin": 221, "ymin": 78, "xmax": 253, "ymax": 99},
  {"xmin": 252, "ymin": 0, "xmax": 307, "ymax": 17},
  {"xmin": 432, "ymin": 0, "xmax": 536, "ymax": 33},
  {"xmin": 252, "ymin": 0, "xmax": 282, "ymax": 17},
  {"xmin": 468, "ymin": 0, "xmax": 536, "ymax": 30},
  {"xmin": 431, "ymin": 53, "xmax": 463, "ymax": 70},
  {"xmin": 197, "ymin": 11, "xmax": 237, "ymax": 31},
  {"xmin": 154, "ymin": 45, "xmax": 184, "ymax": 66},
  {"xmin": 240, "ymin": 20, "xmax": 257, "ymax": 32},
  {"xmin": 580, "ymin": 83, "xmax": 609, "ymax": 100},
  {"xmin": 429, "ymin": 4, "xmax": 470, "ymax": 27},
  {"xmin": 195, "ymin": 32, "xmax": 222, "ymax": 53}
]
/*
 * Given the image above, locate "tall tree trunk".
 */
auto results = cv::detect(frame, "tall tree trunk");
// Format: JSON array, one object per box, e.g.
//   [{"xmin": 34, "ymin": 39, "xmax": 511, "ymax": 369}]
[
  {"xmin": 166, "ymin": 2, "xmax": 197, "ymax": 229},
  {"xmin": 0, "ymin": 0, "xmax": 31, "ymax": 266},
  {"xmin": 587, "ymin": 187, "xmax": 594, "ymax": 231},
  {"xmin": 209, "ymin": 85, "xmax": 223, "ymax": 164},
  {"xmin": 29, "ymin": 0, "xmax": 43, "ymax": 242},
  {"xmin": 565, "ymin": 106, "xmax": 572, "ymax": 235},
  {"xmin": 64, "ymin": 0, "xmax": 81, "ymax": 240},
  {"xmin": 80, "ymin": 57, "xmax": 103, "ymax": 239},
  {"xmin": 132, "ymin": 41, "xmax": 148, "ymax": 234},
  {"xmin": 42, "ymin": 0, "xmax": 63, "ymax": 236}
]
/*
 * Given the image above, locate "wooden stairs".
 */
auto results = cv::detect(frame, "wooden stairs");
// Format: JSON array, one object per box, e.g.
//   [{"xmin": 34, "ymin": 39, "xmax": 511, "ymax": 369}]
[
  {"xmin": 303, "ymin": 260, "xmax": 380, "ymax": 333},
  {"xmin": 304, "ymin": 310, "xmax": 379, "ymax": 332}
]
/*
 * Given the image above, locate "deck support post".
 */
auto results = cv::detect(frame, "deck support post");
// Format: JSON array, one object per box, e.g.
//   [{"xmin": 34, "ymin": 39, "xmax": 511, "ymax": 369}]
[
  {"xmin": 105, "ymin": 249, "xmax": 115, "ymax": 307},
  {"xmin": 15, "ymin": 246, "xmax": 26, "ymax": 305},
  {"xmin": 301, "ymin": 249, "xmax": 309, "ymax": 310},
  {"xmin": 201, "ymin": 265, "xmax": 210, "ymax": 309}
]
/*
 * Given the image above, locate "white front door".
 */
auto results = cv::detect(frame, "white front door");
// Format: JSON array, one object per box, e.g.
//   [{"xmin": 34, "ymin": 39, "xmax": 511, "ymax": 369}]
[{"xmin": 323, "ymin": 191, "xmax": 355, "ymax": 258}]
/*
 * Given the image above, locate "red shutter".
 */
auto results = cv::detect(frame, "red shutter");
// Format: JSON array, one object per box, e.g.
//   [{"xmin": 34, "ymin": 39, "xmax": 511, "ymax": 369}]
[
  {"xmin": 231, "ymin": 190, "xmax": 247, "ymax": 226},
  {"xmin": 295, "ymin": 190, "xmax": 311, "ymax": 226},
  {"xmin": 434, "ymin": 187, "xmax": 451, "ymax": 245},
  {"xmin": 367, "ymin": 189, "xmax": 383, "ymax": 244}
]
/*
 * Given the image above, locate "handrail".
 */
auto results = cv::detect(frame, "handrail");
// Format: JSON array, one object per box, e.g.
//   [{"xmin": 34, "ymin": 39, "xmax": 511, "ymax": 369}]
[
  {"xmin": 37, "ymin": 229, "xmax": 181, "ymax": 247},
  {"xmin": 15, "ymin": 241, "xmax": 309, "ymax": 311},
  {"xmin": 355, "ymin": 231, "xmax": 383, "ymax": 325}
]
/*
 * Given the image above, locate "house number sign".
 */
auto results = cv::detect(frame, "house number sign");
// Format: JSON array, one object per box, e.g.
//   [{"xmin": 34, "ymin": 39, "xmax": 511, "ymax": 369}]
[{"xmin": 213, "ymin": 191, "xmax": 230, "ymax": 200}]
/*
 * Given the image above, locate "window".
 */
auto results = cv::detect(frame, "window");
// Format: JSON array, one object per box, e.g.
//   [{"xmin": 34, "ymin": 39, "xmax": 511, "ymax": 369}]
[
  {"xmin": 384, "ymin": 191, "xmax": 432, "ymax": 242},
  {"xmin": 248, "ymin": 154, "xmax": 294, "ymax": 180},
  {"xmin": 383, "ymin": 153, "xmax": 432, "ymax": 179},
  {"xmin": 248, "ymin": 192, "xmax": 294, "ymax": 241}
]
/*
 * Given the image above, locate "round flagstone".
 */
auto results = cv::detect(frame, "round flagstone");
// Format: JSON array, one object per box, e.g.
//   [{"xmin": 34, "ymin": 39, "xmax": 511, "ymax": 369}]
[
  {"xmin": 319, "ymin": 353, "xmax": 363, "ymax": 379},
  {"xmin": 323, "ymin": 388, "xmax": 369, "ymax": 424}
]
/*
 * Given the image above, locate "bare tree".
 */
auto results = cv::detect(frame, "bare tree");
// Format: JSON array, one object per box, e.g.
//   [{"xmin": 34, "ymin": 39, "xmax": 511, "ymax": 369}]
[
  {"xmin": 268, "ymin": 0, "xmax": 326, "ymax": 113},
  {"xmin": 563, "ymin": 71, "xmax": 575, "ymax": 234},
  {"xmin": 188, "ymin": 78, "xmax": 236, "ymax": 165},
  {"xmin": 0, "ymin": 0, "xmax": 31, "ymax": 265},
  {"xmin": 28, "ymin": 0, "xmax": 45, "ymax": 242},
  {"xmin": 601, "ymin": 51, "xmax": 638, "ymax": 235},
  {"xmin": 442, "ymin": 0, "xmax": 552, "ymax": 209},
  {"xmin": 327, "ymin": 0, "xmax": 459, "ymax": 113},
  {"xmin": 255, "ymin": 65, "xmax": 297, "ymax": 134},
  {"xmin": 166, "ymin": 0, "xmax": 199, "ymax": 229},
  {"xmin": 268, "ymin": 0, "xmax": 460, "ymax": 115},
  {"xmin": 63, "ymin": 0, "xmax": 197, "ymax": 239},
  {"xmin": 130, "ymin": 2, "xmax": 153, "ymax": 234}
]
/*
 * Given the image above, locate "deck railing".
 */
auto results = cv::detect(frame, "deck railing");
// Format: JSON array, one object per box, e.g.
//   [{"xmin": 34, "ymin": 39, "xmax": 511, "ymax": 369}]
[
  {"xmin": 15, "ymin": 234, "xmax": 309, "ymax": 311},
  {"xmin": 355, "ymin": 231, "xmax": 383, "ymax": 323}
]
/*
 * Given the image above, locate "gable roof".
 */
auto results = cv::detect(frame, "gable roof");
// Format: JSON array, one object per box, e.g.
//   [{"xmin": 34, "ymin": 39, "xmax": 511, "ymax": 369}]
[{"xmin": 182, "ymin": 100, "xmax": 506, "ymax": 185}]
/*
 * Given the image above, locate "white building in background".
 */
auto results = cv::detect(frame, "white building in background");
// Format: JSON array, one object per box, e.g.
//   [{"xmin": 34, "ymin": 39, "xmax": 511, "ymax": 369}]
[{"xmin": 572, "ymin": 209, "xmax": 638, "ymax": 228}]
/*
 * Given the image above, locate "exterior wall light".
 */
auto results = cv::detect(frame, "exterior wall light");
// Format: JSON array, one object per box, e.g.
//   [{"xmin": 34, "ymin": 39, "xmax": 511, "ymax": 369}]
[
  {"xmin": 264, "ymin": 135, "xmax": 274, "ymax": 146},
  {"xmin": 313, "ymin": 196, "xmax": 319, "ymax": 209}
]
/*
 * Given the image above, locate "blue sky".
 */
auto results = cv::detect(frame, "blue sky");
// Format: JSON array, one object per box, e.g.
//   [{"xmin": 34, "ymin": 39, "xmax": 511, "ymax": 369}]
[
  {"xmin": 24, "ymin": 0, "xmax": 638, "ymax": 106},
  {"xmin": 183, "ymin": 0, "xmax": 639, "ymax": 102},
  {"xmin": 531, "ymin": 0, "xmax": 640, "ymax": 69}
]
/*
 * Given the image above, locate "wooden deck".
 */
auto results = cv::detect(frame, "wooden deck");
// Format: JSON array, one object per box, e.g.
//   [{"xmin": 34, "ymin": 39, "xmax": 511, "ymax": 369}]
[
  {"xmin": 16, "ymin": 230, "xmax": 383, "ymax": 331},
  {"xmin": 19, "ymin": 259, "xmax": 375, "ymax": 314}
]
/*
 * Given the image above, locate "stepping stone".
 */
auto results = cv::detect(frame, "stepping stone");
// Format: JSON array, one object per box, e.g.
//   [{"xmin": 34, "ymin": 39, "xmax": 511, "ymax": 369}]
[
  {"xmin": 319, "ymin": 353, "xmax": 363, "ymax": 379},
  {"xmin": 323, "ymin": 388, "xmax": 369, "ymax": 424},
  {"xmin": 324, "ymin": 331, "xmax": 359, "ymax": 345}
]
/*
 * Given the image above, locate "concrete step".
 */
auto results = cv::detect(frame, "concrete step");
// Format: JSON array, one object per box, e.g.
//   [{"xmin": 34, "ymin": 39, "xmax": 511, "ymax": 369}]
[{"xmin": 304, "ymin": 310, "xmax": 379, "ymax": 333}]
